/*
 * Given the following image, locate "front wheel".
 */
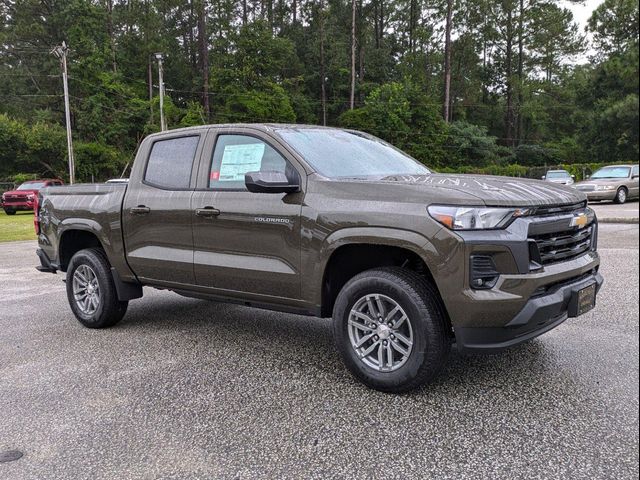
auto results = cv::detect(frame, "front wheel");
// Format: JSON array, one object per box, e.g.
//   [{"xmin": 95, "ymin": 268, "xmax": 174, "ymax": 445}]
[
  {"xmin": 614, "ymin": 187, "xmax": 627, "ymax": 204},
  {"xmin": 333, "ymin": 267, "xmax": 451, "ymax": 392},
  {"xmin": 4, "ymin": 208, "xmax": 16, "ymax": 215},
  {"xmin": 66, "ymin": 248, "xmax": 128, "ymax": 328}
]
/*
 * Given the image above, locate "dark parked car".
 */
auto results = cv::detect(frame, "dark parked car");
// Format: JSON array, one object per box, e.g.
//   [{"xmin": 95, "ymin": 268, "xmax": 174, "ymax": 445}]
[
  {"xmin": 574, "ymin": 165, "xmax": 639, "ymax": 204},
  {"xmin": 35, "ymin": 124, "xmax": 602, "ymax": 392},
  {"xmin": 2, "ymin": 179, "xmax": 63, "ymax": 215}
]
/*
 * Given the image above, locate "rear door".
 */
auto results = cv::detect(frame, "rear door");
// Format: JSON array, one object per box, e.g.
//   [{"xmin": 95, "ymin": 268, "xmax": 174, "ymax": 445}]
[
  {"xmin": 191, "ymin": 128, "xmax": 305, "ymax": 303},
  {"xmin": 122, "ymin": 130, "xmax": 206, "ymax": 286}
]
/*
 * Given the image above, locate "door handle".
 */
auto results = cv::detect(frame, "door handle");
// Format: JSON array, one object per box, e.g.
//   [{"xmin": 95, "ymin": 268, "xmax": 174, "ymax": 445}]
[
  {"xmin": 195, "ymin": 207, "xmax": 221, "ymax": 217},
  {"xmin": 130, "ymin": 206, "xmax": 150, "ymax": 215}
]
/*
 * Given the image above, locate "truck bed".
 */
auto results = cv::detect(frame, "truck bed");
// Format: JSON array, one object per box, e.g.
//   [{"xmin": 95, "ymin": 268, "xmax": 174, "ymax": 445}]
[{"xmin": 37, "ymin": 183, "xmax": 133, "ymax": 280}]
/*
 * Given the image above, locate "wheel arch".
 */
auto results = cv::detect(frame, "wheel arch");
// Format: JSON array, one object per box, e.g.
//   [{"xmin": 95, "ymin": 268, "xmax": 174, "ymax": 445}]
[
  {"xmin": 315, "ymin": 228, "xmax": 449, "ymax": 320},
  {"xmin": 58, "ymin": 225, "xmax": 107, "ymax": 271}
]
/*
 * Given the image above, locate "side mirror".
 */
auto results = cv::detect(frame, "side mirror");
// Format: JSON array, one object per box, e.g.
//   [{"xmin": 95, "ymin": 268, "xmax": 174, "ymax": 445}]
[
  {"xmin": 541, "ymin": 175, "xmax": 546, "ymax": 180},
  {"xmin": 245, "ymin": 171, "xmax": 300, "ymax": 194}
]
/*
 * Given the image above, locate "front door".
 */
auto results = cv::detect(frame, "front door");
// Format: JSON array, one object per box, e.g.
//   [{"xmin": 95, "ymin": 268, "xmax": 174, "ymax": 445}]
[
  {"xmin": 191, "ymin": 131, "xmax": 304, "ymax": 302},
  {"xmin": 123, "ymin": 131, "xmax": 205, "ymax": 286},
  {"xmin": 630, "ymin": 165, "xmax": 639, "ymax": 199}
]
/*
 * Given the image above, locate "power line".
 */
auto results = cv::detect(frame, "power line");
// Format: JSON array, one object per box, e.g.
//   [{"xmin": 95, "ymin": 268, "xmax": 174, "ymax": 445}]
[
  {"xmin": 68, "ymin": 76, "xmax": 141, "ymax": 101},
  {"xmin": 0, "ymin": 93, "xmax": 62, "ymax": 97},
  {"xmin": 0, "ymin": 73, "xmax": 60, "ymax": 78}
]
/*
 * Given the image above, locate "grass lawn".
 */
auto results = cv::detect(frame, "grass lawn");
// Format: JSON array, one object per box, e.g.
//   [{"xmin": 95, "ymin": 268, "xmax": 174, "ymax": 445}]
[{"xmin": 0, "ymin": 211, "xmax": 36, "ymax": 242}]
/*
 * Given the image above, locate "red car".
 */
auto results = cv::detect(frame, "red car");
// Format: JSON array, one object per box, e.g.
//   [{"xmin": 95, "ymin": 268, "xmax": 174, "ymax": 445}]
[{"xmin": 2, "ymin": 179, "xmax": 64, "ymax": 215}]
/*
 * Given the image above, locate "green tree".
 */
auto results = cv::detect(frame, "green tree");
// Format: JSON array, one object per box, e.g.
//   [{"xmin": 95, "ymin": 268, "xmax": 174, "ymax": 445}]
[{"xmin": 588, "ymin": 0, "xmax": 639, "ymax": 57}]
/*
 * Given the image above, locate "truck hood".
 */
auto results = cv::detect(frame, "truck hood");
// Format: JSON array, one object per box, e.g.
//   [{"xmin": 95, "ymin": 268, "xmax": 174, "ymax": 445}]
[{"xmin": 348, "ymin": 173, "xmax": 586, "ymax": 207}]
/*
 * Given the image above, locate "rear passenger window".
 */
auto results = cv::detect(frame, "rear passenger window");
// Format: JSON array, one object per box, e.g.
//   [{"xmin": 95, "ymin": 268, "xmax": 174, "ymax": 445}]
[
  {"xmin": 145, "ymin": 136, "xmax": 199, "ymax": 189},
  {"xmin": 633, "ymin": 166, "xmax": 639, "ymax": 177}
]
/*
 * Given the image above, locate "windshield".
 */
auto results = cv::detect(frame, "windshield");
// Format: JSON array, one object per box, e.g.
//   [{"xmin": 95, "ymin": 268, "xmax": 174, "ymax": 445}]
[
  {"xmin": 591, "ymin": 167, "xmax": 630, "ymax": 179},
  {"xmin": 276, "ymin": 128, "xmax": 431, "ymax": 178},
  {"xmin": 17, "ymin": 181, "xmax": 46, "ymax": 190},
  {"xmin": 546, "ymin": 171, "xmax": 570, "ymax": 179}
]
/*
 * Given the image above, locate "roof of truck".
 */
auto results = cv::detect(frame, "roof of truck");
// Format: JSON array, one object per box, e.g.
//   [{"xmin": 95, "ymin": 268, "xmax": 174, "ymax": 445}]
[{"xmin": 145, "ymin": 123, "xmax": 342, "ymax": 139}]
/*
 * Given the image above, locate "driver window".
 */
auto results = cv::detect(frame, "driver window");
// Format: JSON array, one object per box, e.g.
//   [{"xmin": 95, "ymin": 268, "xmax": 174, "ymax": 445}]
[{"xmin": 209, "ymin": 135, "xmax": 288, "ymax": 190}]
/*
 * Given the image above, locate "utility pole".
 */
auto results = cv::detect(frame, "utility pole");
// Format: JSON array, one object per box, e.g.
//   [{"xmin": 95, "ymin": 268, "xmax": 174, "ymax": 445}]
[
  {"xmin": 349, "ymin": 0, "xmax": 356, "ymax": 110},
  {"xmin": 154, "ymin": 53, "xmax": 167, "ymax": 131},
  {"xmin": 443, "ymin": 0, "xmax": 453, "ymax": 123},
  {"xmin": 51, "ymin": 41, "xmax": 75, "ymax": 184},
  {"xmin": 148, "ymin": 56, "xmax": 154, "ymax": 124}
]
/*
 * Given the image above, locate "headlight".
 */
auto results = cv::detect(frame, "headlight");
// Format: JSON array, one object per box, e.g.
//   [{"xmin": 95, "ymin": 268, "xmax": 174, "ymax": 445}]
[
  {"xmin": 428, "ymin": 205, "xmax": 532, "ymax": 230},
  {"xmin": 594, "ymin": 185, "xmax": 615, "ymax": 191},
  {"xmin": 26, "ymin": 194, "xmax": 35, "ymax": 200}
]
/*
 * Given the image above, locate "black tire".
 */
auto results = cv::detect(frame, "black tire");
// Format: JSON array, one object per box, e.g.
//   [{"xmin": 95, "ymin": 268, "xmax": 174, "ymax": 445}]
[
  {"xmin": 66, "ymin": 248, "xmax": 128, "ymax": 328},
  {"xmin": 614, "ymin": 187, "xmax": 627, "ymax": 204},
  {"xmin": 333, "ymin": 267, "xmax": 451, "ymax": 392},
  {"xmin": 4, "ymin": 208, "xmax": 16, "ymax": 215}
]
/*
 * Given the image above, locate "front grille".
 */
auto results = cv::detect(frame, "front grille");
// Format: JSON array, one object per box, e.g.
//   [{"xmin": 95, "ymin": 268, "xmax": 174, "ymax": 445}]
[
  {"xmin": 576, "ymin": 185, "xmax": 595, "ymax": 192},
  {"xmin": 534, "ymin": 201, "xmax": 587, "ymax": 216},
  {"xmin": 2, "ymin": 195, "xmax": 28, "ymax": 204},
  {"xmin": 530, "ymin": 225, "xmax": 593, "ymax": 265}
]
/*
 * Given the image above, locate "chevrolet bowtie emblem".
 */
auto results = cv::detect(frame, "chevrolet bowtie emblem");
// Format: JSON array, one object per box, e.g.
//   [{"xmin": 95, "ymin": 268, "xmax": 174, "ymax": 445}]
[{"xmin": 570, "ymin": 213, "xmax": 588, "ymax": 229}]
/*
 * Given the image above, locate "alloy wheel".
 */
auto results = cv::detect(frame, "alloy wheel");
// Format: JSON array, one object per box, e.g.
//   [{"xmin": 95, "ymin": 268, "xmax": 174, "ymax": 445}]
[
  {"xmin": 72, "ymin": 264, "xmax": 101, "ymax": 315},
  {"xmin": 347, "ymin": 294, "xmax": 414, "ymax": 372}
]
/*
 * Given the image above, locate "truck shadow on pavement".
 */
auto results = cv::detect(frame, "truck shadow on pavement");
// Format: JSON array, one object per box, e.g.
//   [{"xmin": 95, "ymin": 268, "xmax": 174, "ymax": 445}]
[{"xmin": 111, "ymin": 292, "xmax": 554, "ymax": 395}]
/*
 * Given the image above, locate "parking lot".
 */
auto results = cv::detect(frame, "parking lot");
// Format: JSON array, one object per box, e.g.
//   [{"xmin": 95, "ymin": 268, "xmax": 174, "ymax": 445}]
[
  {"xmin": 590, "ymin": 201, "xmax": 639, "ymax": 223},
  {"xmin": 0, "ymin": 223, "xmax": 638, "ymax": 479}
]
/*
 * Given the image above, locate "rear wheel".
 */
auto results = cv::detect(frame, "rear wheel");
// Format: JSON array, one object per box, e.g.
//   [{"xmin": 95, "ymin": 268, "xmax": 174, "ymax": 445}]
[
  {"xmin": 66, "ymin": 248, "xmax": 128, "ymax": 328},
  {"xmin": 332, "ymin": 267, "xmax": 450, "ymax": 392},
  {"xmin": 614, "ymin": 187, "xmax": 627, "ymax": 204},
  {"xmin": 4, "ymin": 208, "xmax": 16, "ymax": 215}
]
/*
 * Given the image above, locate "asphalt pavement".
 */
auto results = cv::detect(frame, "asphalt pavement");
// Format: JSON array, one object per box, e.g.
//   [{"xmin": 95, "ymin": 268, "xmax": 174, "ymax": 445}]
[
  {"xmin": 590, "ymin": 200, "xmax": 639, "ymax": 223},
  {"xmin": 1, "ymin": 224, "xmax": 638, "ymax": 479}
]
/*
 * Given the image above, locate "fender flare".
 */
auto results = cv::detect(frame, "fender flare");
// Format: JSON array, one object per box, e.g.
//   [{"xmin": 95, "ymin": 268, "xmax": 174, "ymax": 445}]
[{"xmin": 305, "ymin": 226, "xmax": 442, "ymax": 307}]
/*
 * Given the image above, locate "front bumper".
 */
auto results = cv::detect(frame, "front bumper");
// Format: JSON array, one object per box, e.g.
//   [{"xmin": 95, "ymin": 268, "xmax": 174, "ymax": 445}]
[
  {"xmin": 2, "ymin": 201, "xmax": 34, "ymax": 210},
  {"xmin": 584, "ymin": 190, "xmax": 616, "ymax": 202},
  {"xmin": 455, "ymin": 271, "xmax": 603, "ymax": 353},
  {"xmin": 431, "ymin": 204, "xmax": 602, "ymax": 352}
]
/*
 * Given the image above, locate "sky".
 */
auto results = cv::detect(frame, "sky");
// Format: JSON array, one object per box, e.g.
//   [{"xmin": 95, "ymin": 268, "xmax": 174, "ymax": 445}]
[
  {"xmin": 564, "ymin": 0, "xmax": 603, "ymax": 31},
  {"xmin": 563, "ymin": 0, "xmax": 604, "ymax": 61}
]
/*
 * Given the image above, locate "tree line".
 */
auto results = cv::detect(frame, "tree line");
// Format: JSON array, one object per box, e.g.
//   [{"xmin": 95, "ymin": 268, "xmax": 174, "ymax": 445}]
[{"xmin": 0, "ymin": 0, "xmax": 638, "ymax": 182}]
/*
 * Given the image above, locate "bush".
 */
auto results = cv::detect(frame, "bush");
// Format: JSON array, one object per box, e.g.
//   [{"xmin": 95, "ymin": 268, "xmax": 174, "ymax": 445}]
[
  {"xmin": 445, "ymin": 121, "xmax": 504, "ymax": 167},
  {"xmin": 0, "ymin": 114, "xmax": 27, "ymax": 178},
  {"xmin": 512, "ymin": 144, "xmax": 555, "ymax": 166},
  {"xmin": 10, "ymin": 173, "xmax": 39, "ymax": 184},
  {"xmin": 74, "ymin": 142, "xmax": 128, "ymax": 182},
  {"xmin": 338, "ymin": 82, "xmax": 448, "ymax": 167},
  {"xmin": 219, "ymin": 83, "xmax": 296, "ymax": 123},
  {"xmin": 23, "ymin": 122, "xmax": 68, "ymax": 177},
  {"xmin": 438, "ymin": 164, "xmax": 529, "ymax": 177}
]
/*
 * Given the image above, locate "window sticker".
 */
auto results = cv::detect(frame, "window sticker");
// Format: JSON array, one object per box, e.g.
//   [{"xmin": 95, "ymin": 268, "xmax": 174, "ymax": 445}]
[{"xmin": 218, "ymin": 143, "xmax": 265, "ymax": 182}]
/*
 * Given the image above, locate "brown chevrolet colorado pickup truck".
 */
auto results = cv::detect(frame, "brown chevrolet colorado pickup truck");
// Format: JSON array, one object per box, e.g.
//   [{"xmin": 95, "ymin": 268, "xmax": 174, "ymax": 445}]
[{"xmin": 35, "ymin": 124, "xmax": 603, "ymax": 392}]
